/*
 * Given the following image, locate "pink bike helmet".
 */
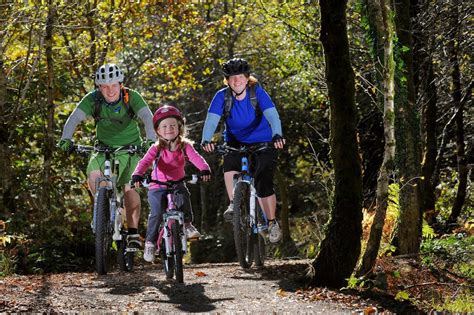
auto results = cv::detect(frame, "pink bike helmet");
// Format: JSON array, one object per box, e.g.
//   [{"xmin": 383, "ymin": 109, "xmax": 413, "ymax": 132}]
[{"xmin": 153, "ymin": 105, "xmax": 184, "ymax": 128}]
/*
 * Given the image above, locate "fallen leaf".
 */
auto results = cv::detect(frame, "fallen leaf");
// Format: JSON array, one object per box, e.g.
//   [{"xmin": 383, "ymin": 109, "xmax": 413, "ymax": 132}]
[
  {"xmin": 276, "ymin": 288, "xmax": 287, "ymax": 297},
  {"xmin": 195, "ymin": 271, "xmax": 207, "ymax": 277},
  {"xmin": 364, "ymin": 306, "xmax": 378, "ymax": 314}
]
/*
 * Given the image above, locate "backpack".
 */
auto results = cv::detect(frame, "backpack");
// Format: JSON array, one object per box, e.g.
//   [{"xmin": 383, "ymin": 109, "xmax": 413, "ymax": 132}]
[
  {"xmin": 223, "ymin": 83, "xmax": 262, "ymax": 120},
  {"xmin": 92, "ymin": 87, "xmax": 135, "ymax": 124}
]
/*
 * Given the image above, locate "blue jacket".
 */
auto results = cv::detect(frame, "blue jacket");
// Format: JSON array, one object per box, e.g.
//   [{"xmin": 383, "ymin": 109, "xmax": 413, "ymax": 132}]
[{"xmin": 202, "ymin": 85, "xmax": 282, "ymax": 144}]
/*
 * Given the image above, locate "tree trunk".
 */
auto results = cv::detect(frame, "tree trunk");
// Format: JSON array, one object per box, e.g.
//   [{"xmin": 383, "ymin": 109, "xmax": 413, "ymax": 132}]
[
  {"xmin": 447, "ymin": 0, "xmax": 467, "ymax": 225},
  {"xmin": 310, "ymin": 0, "xmax": 363, "ymax": 289},
  {"xmin": 357, "ymin": 0, "xmax": 396, "ymax": 277},
  {"xmin": 42, "ymin": 0, "xmax": 56, "ymax": 210},
  {"xmin": 0, "ymin": 59, "xmax": 15, "ymax": 219},
  {"xmin": 86, "ymin": 2, "xmax": 98, "ymax": 72},
  {"xmin": 391, "ymin": 0, "xmax": 422, "ymax": 255},
  {"xmin": 412, "ymin": 0, "xmax": 438, "ymax": 226}
]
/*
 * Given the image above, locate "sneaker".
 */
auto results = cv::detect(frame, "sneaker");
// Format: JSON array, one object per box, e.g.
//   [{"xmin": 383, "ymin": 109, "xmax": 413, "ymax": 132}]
[
  {"xmin": 143, "ymin": 241, "xmax": 155, "ymax": 262},
  {"xmin": 268, "ymin": 220, "xmax": 282, "ymax": 243},
  {"xmin": 126, "ymin": 234, "xmax": 142, "ymax": 252},
  {"xmin": 185, "ymin": 224, "xmax": 201, "ymax": 239},
  {"xmin": 223, "ymin": 202, "xmax": 234, "ymax": 222}
]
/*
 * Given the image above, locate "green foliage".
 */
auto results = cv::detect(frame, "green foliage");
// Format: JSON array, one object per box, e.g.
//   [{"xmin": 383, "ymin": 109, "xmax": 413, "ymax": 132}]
[
  {"xmin": 288, "ymin": 215, "xmax": 327, "ymax": 259},
  {"xmin": 0, "ymin": 225, "xmax": 28, "ymax": 277},
  {"xmin": 435, "ymin": 170, "xmax": 474, "ymax": 224},
  {"xmin": 421, "ymin": 234, "xmax": 474, "ymax": 281},
  {"xmin": 344, "ymin": 273, "xmax": 365, "ymax": 290},
  {"xmin": 377, "ymin": 183, "xmax": 399, "ymax": 257},
  {"xmin": 387, "ymin": 183, "xmax": 400, "ymax": 219},
  {"xmin": 422, "ymin": 219, "xmax": 437, "ymax": 240},
  {"xmin": 0, "ymin": 252, "xmax": 17, "ymax": 277},
  {"xmin": 395, "ymin": 290, "xmax": 412, "ymax": 302},
  {"xmin": 434, "ymin": 290, "xmax": 473, "ymax": 313}
]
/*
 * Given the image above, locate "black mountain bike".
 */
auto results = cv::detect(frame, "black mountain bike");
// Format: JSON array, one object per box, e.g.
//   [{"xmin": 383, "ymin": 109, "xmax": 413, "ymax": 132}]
[{"xmin": 216, "ymin": 143, "xmax": 271, "ymax": 269}]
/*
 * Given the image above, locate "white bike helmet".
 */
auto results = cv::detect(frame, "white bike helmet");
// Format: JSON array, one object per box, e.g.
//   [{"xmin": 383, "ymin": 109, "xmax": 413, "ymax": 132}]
[{"xmin": 95, "ymin": 63, "xmax": 124, "ymax": 85}]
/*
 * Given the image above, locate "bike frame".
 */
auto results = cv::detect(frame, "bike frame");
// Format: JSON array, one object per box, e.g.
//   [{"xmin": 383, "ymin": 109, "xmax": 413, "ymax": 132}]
[
  {"xmin": 219, "ymin": 144, "xmax": 270, "ymax": 235},
  {"xmin": 241, "ymin": 155, "xmax": 269, "ymax": 235},
  {"xmin": 147, "ymin": 175, "xmax": 199, "ymax": 255},
  {"xmin": 157, "ymin": 191, "xmax": 187, "ymax": 257},
  {"xmin": 81, "ymin": 146, "xmax": 127, "ymax": 240}
]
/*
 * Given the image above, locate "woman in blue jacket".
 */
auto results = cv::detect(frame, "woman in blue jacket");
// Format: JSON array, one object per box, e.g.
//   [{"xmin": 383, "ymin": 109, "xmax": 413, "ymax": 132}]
[{"xmin": 201, "ymin": 58, "xmax": 285, "ymax": 243}]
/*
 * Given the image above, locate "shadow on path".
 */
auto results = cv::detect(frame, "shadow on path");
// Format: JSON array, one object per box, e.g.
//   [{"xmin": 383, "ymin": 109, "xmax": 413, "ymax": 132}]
[{"xmin": 152, "ymin": 282, "xmax": 233, "ymax": 313}]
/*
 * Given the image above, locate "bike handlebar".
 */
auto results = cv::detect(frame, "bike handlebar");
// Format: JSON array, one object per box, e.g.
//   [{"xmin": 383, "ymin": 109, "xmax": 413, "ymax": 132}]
[
  {"xmin": 214, "ymin": 142, "xmax": 273, "ymax": 156},
  {"xmin": 131, "ymin": 173, "xmax": 207, "ymax": 189},
  {"xmin": 74, "ymin": 144, "xmax": 143, "ymax": 155}
]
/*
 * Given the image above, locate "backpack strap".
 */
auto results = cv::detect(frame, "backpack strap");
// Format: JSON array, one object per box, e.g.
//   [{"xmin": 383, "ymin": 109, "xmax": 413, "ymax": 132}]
[
  {"xmin": 122, "ymin": 87, "xmax": 135, "ymax": 120},
  {"xmin": 92, "ymin": 90, "xmax": 104, "ymax": 124},
  {"xmin": 223, "ymin": 87, "xmax": 233, "ymax": 120},
  {"xmin": 223, "ymin": 83, "xmax": 261, "ymax": 120},
  {"xmin": 92, "ymin": 87, "xmax": 135, "ymax": 125},
  {"xmin": 249, "ymin": 84, "xmax": 262, "ymax": 117},
  {"xmin": 152, "ymin": 148, "xmax": 161, "ymax": 175}
]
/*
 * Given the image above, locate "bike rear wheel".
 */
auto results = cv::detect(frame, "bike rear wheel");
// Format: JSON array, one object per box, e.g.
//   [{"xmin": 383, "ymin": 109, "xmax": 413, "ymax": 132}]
[
  {"xmin": 117, "ymin": 232, "xmax": 134, "ymax": 272},
  {"xmin": 172, "ymin": 221, "xmax": 184, "ymax": 283},
  {"xmin": 233, "ymin": 181, "xmax": 253, "ymax": 269},
  {"xmin": 95, "ymin": 187, "xmax": 112, "ymax": 275}
]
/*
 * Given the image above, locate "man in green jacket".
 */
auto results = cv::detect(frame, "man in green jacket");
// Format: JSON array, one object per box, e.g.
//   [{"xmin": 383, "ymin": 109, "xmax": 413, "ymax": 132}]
[{"xmin": 59, "ymin": 63, "xmax": 156, "ymax": 251}]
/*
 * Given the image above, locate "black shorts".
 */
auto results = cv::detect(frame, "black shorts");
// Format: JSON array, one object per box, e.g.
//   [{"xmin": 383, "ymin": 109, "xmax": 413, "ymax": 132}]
[{"xmin": 223, "ymin": 144, "xmax": 278, "ymax": 198}]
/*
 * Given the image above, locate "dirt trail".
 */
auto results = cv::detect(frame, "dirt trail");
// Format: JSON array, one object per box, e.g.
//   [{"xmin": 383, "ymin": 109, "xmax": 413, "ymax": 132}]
[{"xmin": 0, "ymin": 259, "xmax": 366, "ymax": 313}]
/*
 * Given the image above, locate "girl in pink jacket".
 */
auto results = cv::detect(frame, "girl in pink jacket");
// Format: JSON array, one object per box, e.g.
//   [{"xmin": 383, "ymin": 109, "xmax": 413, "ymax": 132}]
[{"xmin": 132, "ymin": 105, "xmax": 211, "ymax": 263}]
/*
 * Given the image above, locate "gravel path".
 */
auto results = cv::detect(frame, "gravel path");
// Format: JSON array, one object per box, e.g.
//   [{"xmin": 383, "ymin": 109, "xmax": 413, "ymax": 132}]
[{"xmin": 0, "ymin": 259, "xmax": 363, "ymax": 313}]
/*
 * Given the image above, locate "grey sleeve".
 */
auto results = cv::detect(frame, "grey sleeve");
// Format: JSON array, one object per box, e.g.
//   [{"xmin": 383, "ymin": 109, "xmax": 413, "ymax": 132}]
[
  {"xmin": 263, "ymin": 107, "xmax": 283, "ymax": 137},
  {"xmin": 137, "ymin": 106, "xmax": 157, "ymax": 141},
  {"xmin": 61, "ymin": 108, "xmax": 87, "ymax": 139},
  {"xmin": 201, "ymin": 112, "xmax": 221, "ymax": 143}
]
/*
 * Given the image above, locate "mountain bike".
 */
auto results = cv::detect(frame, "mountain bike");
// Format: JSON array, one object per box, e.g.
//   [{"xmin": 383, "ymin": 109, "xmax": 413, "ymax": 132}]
[
  {"xmin": 216, "ymin": 143, "xmax": 271, "ymax": 269},
  {"xmin": 74, "ymin": 144, "xmax": 142, "ymax": 275},
  {"xmin": 137, "ymin": 174, "xmax": 201, "ymax": 284}
]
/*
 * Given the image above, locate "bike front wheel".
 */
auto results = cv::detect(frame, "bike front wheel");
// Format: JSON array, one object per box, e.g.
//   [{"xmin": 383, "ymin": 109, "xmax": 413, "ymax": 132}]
[
  {"xmin": 95, "ymin": 187, "xmax": 112, "ymax": 275},
  {"xmin": 233, "ymin": 181, "xmax": 253, "ymax": 269},
  {"xmin": 160, "ymin": 229, "xmax": 174, "ymax": 280},
  {"xmin": 172, "ymin": 221, "xmax": 184, "ymax": 283}
]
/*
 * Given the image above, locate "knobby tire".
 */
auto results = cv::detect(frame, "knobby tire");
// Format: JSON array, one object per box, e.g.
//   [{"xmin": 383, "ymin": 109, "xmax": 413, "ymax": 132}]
[
  {"xmin": 95, "ymin": 187, "xmax": 111, "ymax": 275},
  {"xmin": 161, "ymin": 227, "xmax": 174, "ymax": 279},
  {"xmin": 254, "ymin": 205, "xmax": 266, "ymax": 267},
  {"xmin": 117, "ymin": 232, "xmax": 134, "ymax": 272},
  {"xmin": 172, "ymin": 221, "xmax": 184, "ymax": 283},
  {"xmin": 233, "ymin": 181, "xmax": 253, "ymax": 269}
]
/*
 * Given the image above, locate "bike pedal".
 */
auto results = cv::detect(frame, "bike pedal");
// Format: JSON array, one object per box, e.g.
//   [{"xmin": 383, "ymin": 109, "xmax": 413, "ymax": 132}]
[
  {"xmin": 125, "ymin": 247, "xmax": 140, "ymax": 253},
  {"xmin": 187, "ymin": 237, "xmax": 200, "ymax": 242}
]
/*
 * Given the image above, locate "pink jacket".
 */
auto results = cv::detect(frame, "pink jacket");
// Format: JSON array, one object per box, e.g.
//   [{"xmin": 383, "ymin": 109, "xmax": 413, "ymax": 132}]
[{"xmin": 132, "ymin": 143, "xmax": 210, "ymax": 190}]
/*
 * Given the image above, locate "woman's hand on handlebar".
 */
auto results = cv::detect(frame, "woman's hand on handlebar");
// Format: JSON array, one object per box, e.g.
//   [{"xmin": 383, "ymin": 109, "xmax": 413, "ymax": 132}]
[
  {"xmin": 272, "ymin": 135, "xmax": 286, "ymax": 150},
  {"xmin": 131, "ymin": 174, "xmax": 144, "ymax": 188},
  {"xmin": 201, "ymin": 141, "xmax": 215, "ymax": 153}
]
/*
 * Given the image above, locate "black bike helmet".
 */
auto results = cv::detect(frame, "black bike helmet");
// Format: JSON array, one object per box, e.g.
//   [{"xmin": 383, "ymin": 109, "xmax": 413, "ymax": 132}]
[{"xmin": 222, "ymin": 58, "xmax": 251, "ymax": 77}]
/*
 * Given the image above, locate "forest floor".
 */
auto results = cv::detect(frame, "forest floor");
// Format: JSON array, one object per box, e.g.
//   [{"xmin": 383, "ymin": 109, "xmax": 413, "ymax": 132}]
[{"xmin": 1, "ymin": 256, "xmax": 460, "ymax": 314}]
